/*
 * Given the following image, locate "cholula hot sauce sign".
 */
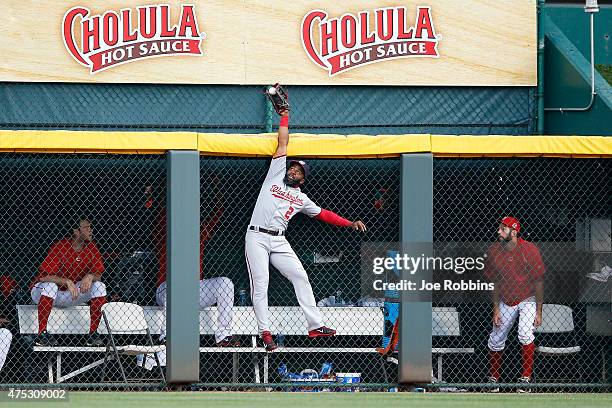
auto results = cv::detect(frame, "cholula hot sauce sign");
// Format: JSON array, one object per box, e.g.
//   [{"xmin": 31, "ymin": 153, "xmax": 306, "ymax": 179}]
[
  {"xmin": 302, "ymin": 6, "xmax": 439, "ymax": 76},
  {"xmin": 63, "ymin": 4, "xmax": 205, "ymax": 73}
]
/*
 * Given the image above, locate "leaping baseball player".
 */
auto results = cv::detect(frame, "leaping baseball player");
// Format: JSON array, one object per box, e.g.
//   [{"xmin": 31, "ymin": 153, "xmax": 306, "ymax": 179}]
[{"xmin": 245, "ymin": 103, "xmax": 367, "ymax": 352}]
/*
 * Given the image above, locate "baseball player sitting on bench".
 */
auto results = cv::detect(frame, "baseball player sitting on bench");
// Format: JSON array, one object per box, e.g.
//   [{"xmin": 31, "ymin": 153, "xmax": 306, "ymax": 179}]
[
  {"xmin": 245, "ymin": 107, "xmax": 367, "ymax": 351},
  {"xmin": 30, "ymin": 217, "xmax": 107, "ymax": 347}
]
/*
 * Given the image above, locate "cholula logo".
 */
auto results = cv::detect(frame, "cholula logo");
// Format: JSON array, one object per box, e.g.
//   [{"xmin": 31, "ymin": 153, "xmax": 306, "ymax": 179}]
[
  {"xmin": 301, "ymin": 6, "xmax": 439, "ymax": 76},
  {"xmin": 63, "ymin": 4, "xmax": 205, "ymax": 73}
]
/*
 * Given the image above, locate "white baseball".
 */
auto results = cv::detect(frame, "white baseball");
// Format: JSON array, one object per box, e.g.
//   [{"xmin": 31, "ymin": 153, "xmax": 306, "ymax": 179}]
[{"xmin": 268, "ymin": 87, "xmax": 276, "ymax": 95}]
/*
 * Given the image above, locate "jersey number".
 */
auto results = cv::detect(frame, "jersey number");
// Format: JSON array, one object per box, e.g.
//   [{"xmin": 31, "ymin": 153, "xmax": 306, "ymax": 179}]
[{"xmin": 284, "ymin": 206, "xmax": 295, "ymax": 220}]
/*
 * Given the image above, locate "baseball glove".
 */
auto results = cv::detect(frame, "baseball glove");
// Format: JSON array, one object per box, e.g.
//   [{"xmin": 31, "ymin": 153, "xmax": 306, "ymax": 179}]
[{"xmin": 264, "ymin": 83, "xmax": 289, "ymax": 114}]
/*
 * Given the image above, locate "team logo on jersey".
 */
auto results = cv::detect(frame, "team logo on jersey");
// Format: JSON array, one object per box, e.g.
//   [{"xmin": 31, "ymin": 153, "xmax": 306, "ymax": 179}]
[
  {"xmin": 62, "ymin": 4, "xmax": 205, "ymax": 74},
  {"xmin": 270, "ymin": 185, "xmax": 304, "ymax": 206},
  {"xmin": 301, "ymin": 6, "xmax": 439, "ymax": 76}
]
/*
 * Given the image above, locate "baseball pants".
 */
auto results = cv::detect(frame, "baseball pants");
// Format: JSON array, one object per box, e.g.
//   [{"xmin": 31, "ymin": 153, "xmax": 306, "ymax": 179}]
[
  {"xmin": 245, "ymin": 230, "xmax": 324, "ymax": 334},
  {"xmin": 31, "ymin": 281, "xmax": 107, "ymax": 307},
  {"xmin": 156, "ymin": 277, "xmax": 234, "ymax": 343},
  {"xmin": 138, "ymin": 277, "xmax": 235, "ymax": 370},
  {"xmin": 488, "ymin": 296, "xmax": 536, "ymax": 351},
  {"xmin": 0, "ymin": 328, "xmax": 11, "ymax": 372}
]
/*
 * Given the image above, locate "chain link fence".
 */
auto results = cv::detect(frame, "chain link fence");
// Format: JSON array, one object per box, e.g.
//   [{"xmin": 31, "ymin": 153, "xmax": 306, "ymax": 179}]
[
  {"xmin": 432, "ymin": 158, "xmax": 611, "ymax": 392},
  {"xmin": 196, "ymin": 157, "xmax": 399, "ymax": 388},
  {"xmin": 0, "ymin": 152, "xmax": 608, "ymax": 392},
  {"xmin": 0, "ymin": 152, "xmax": 400, "ymax": 390},
  {"xmin": 0, "ymin": 153, "xmax": 166, "ymax": 387}
]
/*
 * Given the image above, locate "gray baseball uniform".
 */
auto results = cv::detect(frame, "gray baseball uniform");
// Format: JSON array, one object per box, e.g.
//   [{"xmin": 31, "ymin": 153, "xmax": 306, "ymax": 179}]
[{"xmin": 245, "ymin": 155, "xmax": 324, "ymax": 334}]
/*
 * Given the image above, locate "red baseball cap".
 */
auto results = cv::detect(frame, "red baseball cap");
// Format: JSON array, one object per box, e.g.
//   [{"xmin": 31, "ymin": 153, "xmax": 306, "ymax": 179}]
[
  {"xmin": 0, "ymin": 275, "xmax": 18, "ymax": 298},
  {"xmin": 500, "ymin": 216, "xmax": 521, "ymax": 233}
]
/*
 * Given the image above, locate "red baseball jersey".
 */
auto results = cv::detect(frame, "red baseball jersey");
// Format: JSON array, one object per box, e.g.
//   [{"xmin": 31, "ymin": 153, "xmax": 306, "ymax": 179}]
[
  {"xmin": 484, "ymin": 238, "xmax": 545, "ymax": 306},
  {"xmin": 31, "ymin": 238, "xmax": 104, "ymax": 289}
]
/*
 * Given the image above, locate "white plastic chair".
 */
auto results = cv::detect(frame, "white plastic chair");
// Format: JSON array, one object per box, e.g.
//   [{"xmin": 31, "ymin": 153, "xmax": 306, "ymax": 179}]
[
  {"xmin": 99, "ymin": 302, "xmax": 165, "ymax": 382},
  {"xmin": 534, "ymin": 304, "xmax": 581, "ymax": 382}
]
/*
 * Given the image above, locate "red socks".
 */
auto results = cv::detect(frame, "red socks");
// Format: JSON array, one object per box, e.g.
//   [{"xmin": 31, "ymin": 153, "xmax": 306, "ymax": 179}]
[
  {"xmin": 38, "ymin": 295, "xmax": 107, "ymax": 334},
  {"xmin": 37, "ymin": 295, "xmax": 54, "ymax": 334},
  {"xmin": 89, "ymin": 296, "xmax": 107, "ymax": 333},
  {"xmin": 489, "ymin": 344, "xmax": 534, "ymax": 380},
  {"xmin": 521, "ymin": 342, "xmax": 535, "ymax": 378},
  {"xmin": 489, "ymin": 350, "xmax": 503, "ymax": 379}
]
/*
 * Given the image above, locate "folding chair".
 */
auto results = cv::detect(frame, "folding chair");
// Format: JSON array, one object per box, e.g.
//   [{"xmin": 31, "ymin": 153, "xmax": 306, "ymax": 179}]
[
  {"xmin": 99, "ymin": 302, "xmax": 166, "ymax": 382},
  {"xmin": 534, "ymin": 304, "xmax": 581, "ymax": 382}
]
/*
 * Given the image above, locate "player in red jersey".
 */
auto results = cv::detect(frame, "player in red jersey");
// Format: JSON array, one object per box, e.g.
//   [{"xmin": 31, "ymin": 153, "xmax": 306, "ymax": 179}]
[
  {"xmin": 484, "ymin": 216, "xmax": 545, "ymax": 392},
  {"xmin": 30, "ymin": 218, "xmax": 107, "ymax": 346}
]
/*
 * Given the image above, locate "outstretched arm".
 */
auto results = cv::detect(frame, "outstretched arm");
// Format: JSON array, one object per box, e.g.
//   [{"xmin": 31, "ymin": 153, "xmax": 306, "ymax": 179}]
[
  {"xmin": 315, "ymin": 209, "xmax": 367, "ymax": 232},
  {"xmin": 273, "ymin": 109, "xmax": 289, "ymax": 158}
]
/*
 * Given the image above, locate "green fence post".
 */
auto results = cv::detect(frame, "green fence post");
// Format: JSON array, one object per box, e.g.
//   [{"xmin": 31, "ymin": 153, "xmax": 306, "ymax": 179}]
[
  {"xmin": 537, "ymin": 0, "xmax": 546, "ymax": 135},
  {"xmin": 166, "ymin": 150, "xmax": 200, "ymax": 383},
  {"xmin": 399, "ymin": 153, "xmax": 433, "ymax": 385}
]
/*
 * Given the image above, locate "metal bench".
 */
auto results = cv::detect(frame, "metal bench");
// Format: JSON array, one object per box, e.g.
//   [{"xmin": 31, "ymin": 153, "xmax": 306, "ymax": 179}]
[{"xmin": 18, "ymin": 305, "xmax": 473, "ymax": 383}]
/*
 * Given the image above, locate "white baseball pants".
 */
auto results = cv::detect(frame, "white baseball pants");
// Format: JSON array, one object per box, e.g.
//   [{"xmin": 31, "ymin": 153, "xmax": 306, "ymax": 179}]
[
  {"xmin": 245, "ymin": 230, "xmax": 324, "ymax": 334},
  {"xmin": 488, "ymin": 297, "xmax": 536, "ymax": 351},
  {"xmin": 156, "ymin": 277, "xmax": 234, "ymax": 343},
  {"xmin": 31, "ymin": 281, "xmax": 107, "ymax": 306},
  {"xmin": 0, "ymin": 328, "xmax": 12, "ymax": 372},
  {"xmin": 139, "ymin": 277, "xmax": 235, "ymax": 370}
]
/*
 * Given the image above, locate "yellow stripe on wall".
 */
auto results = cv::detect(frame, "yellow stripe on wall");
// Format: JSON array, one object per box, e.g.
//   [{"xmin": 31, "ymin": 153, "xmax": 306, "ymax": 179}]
[
  {"xmin": 197, "ymin": 133, "xmax": 431, "ymax": 158},
  {"xmin": 1, "ymin": 130, "xmax": 610, "ymax": 157},
  {"xmin": 0, "ymin": 130, "xmax": 197, "ymax": 153},
  {"xmin": 431, "ymin": 135, "xmax": 612, "ymax": 158}
]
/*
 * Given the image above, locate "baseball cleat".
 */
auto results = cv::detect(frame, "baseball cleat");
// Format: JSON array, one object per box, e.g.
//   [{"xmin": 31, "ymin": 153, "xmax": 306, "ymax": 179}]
[
  {"xmin": 516, "ymin": 376, "xmax": 531, "ymax": 393},
  {"xmin": 216, "ymin": 335, "xmax": 241, "ymax": 347},
  {"xmin": 308, "ymin": 326, "xmax": 336, "ymax": 338},
  {"xmin": 35, "ymin": 330, "xmax": 58, "ymax": 347},
  {"xmin": 487, "ymin": 376, "xmax": 500, "ymax": 393},
  {"xmin": 261, "ymin": 331, "xmax": 277, "ymax": 351}
]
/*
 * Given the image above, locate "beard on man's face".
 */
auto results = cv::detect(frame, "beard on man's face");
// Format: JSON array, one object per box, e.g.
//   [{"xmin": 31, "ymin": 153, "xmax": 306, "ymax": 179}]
[
  {"xmin": 284, "ymin": 173, "xmax": 302, "ymax": 187},
  {"xmin": 498, "ymin": 233, "xmax": 512, "ymax": 243}
]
